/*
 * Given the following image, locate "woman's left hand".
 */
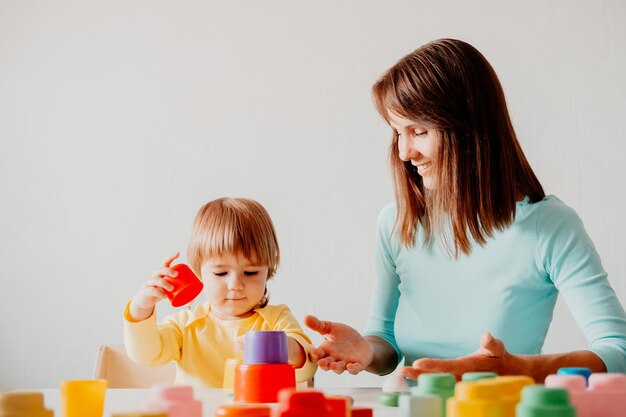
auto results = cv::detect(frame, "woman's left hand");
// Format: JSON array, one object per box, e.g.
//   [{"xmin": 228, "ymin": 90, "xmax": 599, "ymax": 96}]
[{"xmin": 401, "ymin": 332, "xmax": 520, "ymax": 380}]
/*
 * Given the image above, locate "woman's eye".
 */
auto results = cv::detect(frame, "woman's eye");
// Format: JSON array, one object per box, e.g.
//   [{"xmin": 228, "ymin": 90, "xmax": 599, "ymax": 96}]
[
  {"xmin": 243, "ymin": 271, "xmax": 259, "ymax": 276},
  {"xmin": 413, "ymin": 129, "xmax": 427, "ymax": 137},
  {"xmin": 213, "ymin": 272, "xmax": 227, "ymax": 277}
]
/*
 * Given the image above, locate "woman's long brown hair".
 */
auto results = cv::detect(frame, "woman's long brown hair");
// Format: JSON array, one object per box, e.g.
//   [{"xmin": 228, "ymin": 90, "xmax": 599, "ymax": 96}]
[{"xmin": 372, "ymin": 39, "xmax": 544, "ymax": 257}]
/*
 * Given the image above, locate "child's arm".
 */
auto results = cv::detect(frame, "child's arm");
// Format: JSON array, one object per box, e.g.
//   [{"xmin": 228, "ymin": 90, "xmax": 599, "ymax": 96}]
[
  {"xmin": 123, "ymin": 252, "xmax": 184, "ymax": 367},
  {"xmin": 287, "ymin": 336, "xmax": 306, "ymax": 368},
  {"xmin": 128, "ymin": 252, "xmax": 179, "ymax": 321},
  {"xmin": 268, "ymin": 305, "xmax": 318, "ymax": 383}
]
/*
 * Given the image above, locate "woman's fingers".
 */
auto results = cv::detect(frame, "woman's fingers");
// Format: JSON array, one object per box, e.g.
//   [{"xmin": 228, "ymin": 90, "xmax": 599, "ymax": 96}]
[
  {"xmin": 304, "ymin": 315, "xmax": 333, "ymax": 336},
  {"xmin": 400, "ymin": 365, "xmax": 421, "ymax": 380},
  {"xmin": 329, "ymin": 361, "xmax": 347, "ymax": 374},
  {"xmin": 413, "ymin": 357, "xmax": 461, "ymax": 373},
  {"xmin": 317, "ymin": 356, "xmax": 336, "ymax": 371},
  {"xmin": 346, "ymin": 362, "xmax": 363, "ymax": 375},
  {"xmin": 309, "ymin": 346, "xmax": 327, "ymax": 360}
]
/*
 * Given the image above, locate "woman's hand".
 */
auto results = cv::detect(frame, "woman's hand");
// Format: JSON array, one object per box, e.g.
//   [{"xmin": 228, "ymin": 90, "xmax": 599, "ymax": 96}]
[
  {"xmin": 401, "ymin": 332, "xmax": 517, "ymax": 380},
  {"xmin": 129, "ymin": 252, "xmax": 179, "ymax": 321},
  {"xmin": 304, "ymin": 315, "xmax": 374, "ymax": 375}
]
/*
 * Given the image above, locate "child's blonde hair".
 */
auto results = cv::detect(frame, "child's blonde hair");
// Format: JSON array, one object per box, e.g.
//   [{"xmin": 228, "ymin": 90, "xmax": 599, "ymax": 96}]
[{"xmin": 187, "ymin": 197, "xmax": 280, "ymax": 279}]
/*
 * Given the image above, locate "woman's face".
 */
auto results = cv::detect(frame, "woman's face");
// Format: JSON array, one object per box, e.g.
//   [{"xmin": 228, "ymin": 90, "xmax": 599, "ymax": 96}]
[{"xmin": 388, "ymin": 111, "xmax": 441, "ymax": 190}]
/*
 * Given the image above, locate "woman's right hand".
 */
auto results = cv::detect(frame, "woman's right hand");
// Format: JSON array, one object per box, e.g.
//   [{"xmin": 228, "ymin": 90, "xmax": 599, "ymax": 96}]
[
  {"xmin": 128, "ymin": 252, "xmax": 179, "ymax": 321},
  {"xmin": 304, "ymin": 315, "xmax": 374, "ymax": 375}
]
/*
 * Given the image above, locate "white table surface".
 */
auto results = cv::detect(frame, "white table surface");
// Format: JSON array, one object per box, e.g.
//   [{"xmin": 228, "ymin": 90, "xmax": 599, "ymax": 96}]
[{"xmin": 33, "ymin": 387, "xmax": 398, "ymax": 417}]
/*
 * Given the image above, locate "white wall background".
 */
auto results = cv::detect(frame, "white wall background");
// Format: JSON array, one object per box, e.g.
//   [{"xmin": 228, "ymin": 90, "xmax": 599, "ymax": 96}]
[{"xmin": 1, "ymin": 0, "xmax": 625, "ymax": 390}]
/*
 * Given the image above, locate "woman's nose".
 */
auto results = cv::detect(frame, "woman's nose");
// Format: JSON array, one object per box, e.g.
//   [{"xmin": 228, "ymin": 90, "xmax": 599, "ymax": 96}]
[{"xmin": 398, "ymin": 136, "xmax": 418, "ymax": 161}]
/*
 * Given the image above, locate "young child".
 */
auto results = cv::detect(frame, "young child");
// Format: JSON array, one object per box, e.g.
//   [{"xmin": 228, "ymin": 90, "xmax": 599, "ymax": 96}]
[{"xmin": 123, "ymin": 197, "xmax": 317, "ymax": 388}]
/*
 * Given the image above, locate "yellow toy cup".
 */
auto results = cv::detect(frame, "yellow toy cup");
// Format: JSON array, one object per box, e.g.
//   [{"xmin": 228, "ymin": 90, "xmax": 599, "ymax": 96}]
[
  {"xmin": 223, "ymin": 358, "xmax": 243, "ymax": 394},
  {"xmin": 60, "ymin": 379, "xmax": 107, "ymax": 417}
]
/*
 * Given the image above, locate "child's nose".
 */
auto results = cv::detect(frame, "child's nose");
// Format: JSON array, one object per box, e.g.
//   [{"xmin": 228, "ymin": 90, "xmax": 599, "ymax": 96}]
[{"xmin": 227, "ymin": 274, "xmax": 244, "ymax": 290}]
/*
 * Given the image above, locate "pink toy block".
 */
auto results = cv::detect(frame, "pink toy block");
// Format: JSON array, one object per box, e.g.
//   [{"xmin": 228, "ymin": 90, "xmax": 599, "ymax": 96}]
[
  {"xmin": 545, "ymin": 373, "xmax": 626, "ymax": 417},
  {"xmin": 147, "ymin": 385, "xmax": 202, "ymax": 417}
]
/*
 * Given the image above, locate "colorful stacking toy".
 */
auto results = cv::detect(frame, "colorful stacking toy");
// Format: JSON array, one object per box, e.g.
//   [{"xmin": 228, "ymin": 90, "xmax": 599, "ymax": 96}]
[
  {"xmin": 163, "ymin": 264, "xmax": 204, "ymax": 307},
  {"xmin": 223, "ymin": 358, "xmax": 243, "ymax": 395},
  {"xmin": 60, "ymin": 379, "xmax": 107, "ymax": 417},
  {"xmin": 461, "ymin": 372, "xmax": 497, "ymax": 382},
  {"xmin": 146, "ymin": 385, "xmax": 202, "ymax": 417},
  {"xmin": 274, "ymin": 389, "xmax": 330, "ymax": 417},
  {"xmin": 411, "ymin": 373, "xmax": 456, "ymax": 415},
  {"xmin": 0, "ymin": 391, "xmax": 53, "ymax": 417},
  {"xmin": 516, "ymin": 385, "xmax": 576, "ymax": 417},
  {"xmin": 399, "ymin": 392, "xmax": 441, "ymax": 417},
  {"xmin": 556, "ymin": 367, "xmax": 592, "ymax": 385},
  {"xmin": 273, "ymin": 388, "xmax": 372, "ymax": 417},
  {"xmin": 545, "ymin": 372, "xmax": 626, "ymax": 417},
  {"xmin": 233, "ymin": 330, "xmax": 296, "ymax": 403},
  {"xmin": 484, "ymin": 376, "xmax": 534, "ymax": 416},
  {"xmin": 446, "ymin": 380, "xmax": 507, "ymax": 417},
  {"xmin": 379, "ymin": 374, "xmax": 410, "ymax": 406}
]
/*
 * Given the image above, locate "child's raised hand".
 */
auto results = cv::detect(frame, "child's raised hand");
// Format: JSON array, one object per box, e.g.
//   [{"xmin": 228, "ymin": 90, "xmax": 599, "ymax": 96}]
[{"xmin": 129, "ymin": 252, "xmax": 180, "ymax": 321}]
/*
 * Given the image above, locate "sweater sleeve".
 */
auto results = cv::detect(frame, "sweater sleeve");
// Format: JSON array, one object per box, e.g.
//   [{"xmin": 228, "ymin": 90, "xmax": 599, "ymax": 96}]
[
  {"xmin": 364, "ymin": 204, "xmax": 403, "ymax": 362},
  {"xmin": 270, "ymin": 305, "xmax": 318, "ymax": 383},
  {"xmin": 537, "ymin": 199, "xmax": 626, "ymax": 372},
  {"xmin": 123, "ymin": 301, "xmax": 183, "ymax": 367}
]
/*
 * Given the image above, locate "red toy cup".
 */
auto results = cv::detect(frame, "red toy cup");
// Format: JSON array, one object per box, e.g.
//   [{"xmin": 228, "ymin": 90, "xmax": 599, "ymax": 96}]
[
  {"xmin": 163, "ymin": 264, "xmax": 203, "ymax": 307},
  {"xmin": 233, "ymin": 363, "xmax": 295, "ymax": 403}
]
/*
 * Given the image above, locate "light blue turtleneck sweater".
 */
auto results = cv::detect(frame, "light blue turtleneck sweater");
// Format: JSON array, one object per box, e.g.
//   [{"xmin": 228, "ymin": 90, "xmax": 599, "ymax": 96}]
[{"xmin": 365, "ymin": 195, "xmax": 626, "ymax": 373}]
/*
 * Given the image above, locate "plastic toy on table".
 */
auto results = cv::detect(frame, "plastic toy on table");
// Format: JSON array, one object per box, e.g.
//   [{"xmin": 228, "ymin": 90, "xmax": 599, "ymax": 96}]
[
  {"xmin": 379, "ymin": 374, "xmax": 410, "ymax": 407},
  {"xmin": 146, "ymin": 385, "xmax": 202, "ymax": 417},
  {"xmin": 0, "ymin": 391, "xmax": 54, "ymax": 417},
  {"xmin": 233, "ymin": 331, "xmax": 295, "ymax": 403},
  {"xmin": 545, "ymin": 372, "xmax": 626, "ymax": 417},
  {"xmin": 516, "ymin": 385, "xmax": 575, "ymax": 417}
]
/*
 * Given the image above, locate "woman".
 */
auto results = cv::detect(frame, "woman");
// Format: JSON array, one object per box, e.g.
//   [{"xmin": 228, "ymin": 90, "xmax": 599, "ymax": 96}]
[{"xmin": 305, "ymin": 38, "xmax": 626, "ymax": 381}]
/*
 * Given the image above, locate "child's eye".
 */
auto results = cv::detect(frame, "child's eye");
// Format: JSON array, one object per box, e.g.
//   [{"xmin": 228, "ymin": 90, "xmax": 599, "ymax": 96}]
[
  {"xmin": 243, "ymin": 271, "xmax": 259, "ymax": 276},
  {"xmin": 213, "ymin": 272, "xmax": 227, "ymax": 277}
]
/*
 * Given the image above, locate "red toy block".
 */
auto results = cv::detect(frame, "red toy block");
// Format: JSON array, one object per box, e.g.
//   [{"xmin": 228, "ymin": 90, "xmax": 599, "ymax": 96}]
[
  {"xmin": 326, "ymin": 396, "xmax": 350, "ymax": 417},
  {"xmin": 350, "ymin": 408, "xmax": 373, "ymax": 417},
  {"xmin": 275, "ymin": 389, "xmax": 330, "ymax": 417}
]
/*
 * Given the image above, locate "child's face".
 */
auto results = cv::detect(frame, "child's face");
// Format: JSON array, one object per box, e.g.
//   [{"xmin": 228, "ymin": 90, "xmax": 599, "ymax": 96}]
[{"xmin": 201, "ymin": 252, "xmax": 269, "ymax": 320}]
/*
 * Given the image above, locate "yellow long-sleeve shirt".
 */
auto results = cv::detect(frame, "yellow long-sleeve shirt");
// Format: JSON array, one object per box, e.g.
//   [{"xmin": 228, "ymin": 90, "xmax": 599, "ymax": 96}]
[{"xmin": 123, "ymin": 302, "xmax": 317, "ymax": 388}]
